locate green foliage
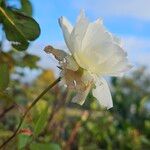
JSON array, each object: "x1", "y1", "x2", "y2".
[
  {"x1": 0, "y1": 7, "x2": 40, "y2": 51},
  {"x1": 0, "y1": 1, "x2": 149, "y2": 150},
  {"x1": 34, "y1": 105, "x2": 49, "y2": 137},
  {"x1": 0, "y1": 130, "x2": 13, "y2": 138},
  {"x1": 0, "y1": 63, "x2": 9, "y2": 91},
  {"x1": 0, "y1": 66, "x2": 149, "y2": 149},
  {"x1": 18, "y1": 53, "x2": 40, "y2": 69},
  {"x1": 0, "y1": 0, "x2": 2, "y2": 5},
  {"x1": 0, "y1": 0, "x2": 40, "y2": 51},
  {"x1": 20, "y1": 0, "x2": 32, "y2": 16},
  {"x1": 1, "y1": 50, "x2": 40, "y2": 69},
  {"x1": 0, "y1": 51, "x2": 14, "y2": 68},
  {"x1": 18, "y1": 134, "x2": 31, "y2": 150},
  {"x1": 30, "y1": 142, "x2": 61, "y2": 150}
]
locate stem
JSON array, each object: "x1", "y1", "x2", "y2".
[
  {"x1": 64, "y1": 111, "x2": 89, "y2": 150},
  {"x1": 0, "y1": 104, "x2": 16, "y2": 119},
  {"x1": 0, "y1": 77, "x2": 61, "y2": 149}
]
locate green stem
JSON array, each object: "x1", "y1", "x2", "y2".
[{"x1": 0, "y1": 77, "x2": 61, "y2": 149}]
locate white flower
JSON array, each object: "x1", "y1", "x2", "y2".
[{"x1": 44, "y1": 10, "x2": 132, "y2": 109}]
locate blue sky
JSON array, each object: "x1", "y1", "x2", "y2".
[
  {"x1": 7, "y1": 0, "x2": 150, "y2": 74},
  {"x1": 31, "y1": 0, "x2": 150, "y2": 41}
]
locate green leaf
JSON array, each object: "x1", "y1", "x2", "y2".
[
  {"x1": 34, "y1": 105, "x2": 49, "y2": 137},
  {"x1": 0, "y1": 0, "x2": 2, "y2": 5},
  {"x1": 22, "y1": 54, "x2": 40, "y2": 69},
  {"x1": 18, "y1": 134, "x2": 31, "y2": 150},
  {"x1": 0, "y1": 0, "x2": 4, "y2": 22},
  {"x1": 15, "y1": 53, "x2": 40, "y2": 69},
  {"x1": 30, "y1": 143, "x2": 61, "y2": 150},
  {"x1": 0, "y1": 51, "x2": 15, "y2": 68},
  {"x1": 0, "y1": 7, "x2": 40, "y2": 51},
  {"x1": 0, "y1": 91, "x2": 14, "y2": 104},
  {"x1": 0, "y1": 63, "x2": 9, "y2": 91},
  {"x1": 0, "y1": 130, "x2": 13, "y2": 138},
  {"x1": 20, "y1": 0, "x2": 32, "y2": 16}
]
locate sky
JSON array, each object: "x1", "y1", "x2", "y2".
[{"x1": 8, "y1": 0, "x2": 150, "y2": 75}]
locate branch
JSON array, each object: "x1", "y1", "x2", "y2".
[
  {"x1": 0, "y1": 104, "x2": 16, "y2": 119},
  {"x1": 0, "y1": 77, "x2": 61, "y2": 149},
  {"x1": 64, "y1": 111, "x2": 89, "y2": 150}
]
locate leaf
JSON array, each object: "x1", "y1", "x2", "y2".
[
  {"x1": 15, "y1": 53, "x2": 40, "y2": 69},
  {"x1": 0, "y1": 63, "x2": 9, "y2": 91},
  {"x1": 30, "y1": 143, "x2": 61, "y2": 150},
  {"x1": 0, "y1": 0, "x2": 2, "y2": 5},
  {"x1": 0, "y1": 130, "x2": 13, "y2": 138},
  {"x1": 20, "y1": 0, "x2": 32, "y2": 16},
  {"x1": 34, "y1": 105, "x2": 49, "y2": 137},
  {"x1": 0, "y1": 91, "x2": 14, "y2": 103},
  {"x1": 0, "y1": 7, "x2": 40, "y2": 51},
  {"x1": 0, "y1": 0, "x2": 3, "y2": 23},
  {"x1": 22, "y1": 54, "x2": 40, "y2": 69},
  {"x1": 18, "y1": 134, "x2": 32, "y2": 150},
  {"x1": 0, "y1": 51, "x2": 15, "y2": 69}
]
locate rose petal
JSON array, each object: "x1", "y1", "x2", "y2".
[
  {"x1": 59, "y1": 16, "x2": 73, "y2": 52},
  {"x1": 72, "y1": 83, "x2": 91, "y2": 105},
  {"x1": 92, "y1": 77, "x2": 113, "y2": 109}
]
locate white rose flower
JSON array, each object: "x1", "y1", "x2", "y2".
[{"x1": 44, "y1": 10, "x2": 132, "y2": 109}]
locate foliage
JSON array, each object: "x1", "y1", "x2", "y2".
[
  {"x1": 0, "y1": 61, "x2": 149, "y2": 150},
  {"x1": 20, "y1": 0, "x2": 32, "y2": 16},
  {"x1": 34, "y1": 104, "x2": 49, "y2": 137},
  {"x1": 0, "y1": 0, "x2": 40, "y2": 51},
  {"x1": 0, "y1": 63, "x2": 9, "y2": 91},
  {"x1": 0, "y1": 0, "x2": 150, "y2": 150}
]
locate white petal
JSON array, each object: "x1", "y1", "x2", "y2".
[
  {"x1": 72, "y1": 84, "x2": 91, "y2": 105},
  {"x1": 70, "y1": 70, "x2": 93, "y2": 105},
  {"x1": 73, "y1": 19, "x2": 112, "y2": 72},
  {"x1": 65, "y1": 55, "x2": 79, "y2": 71},
  {"x1": 92, "y1": 78, "x2": 113, "y2": 109},
  {"x1": 113, "y1": 35, "x2": 123, "y2": 46},
  {"x1": 81, "y1": 19, "x2": 113, "y2": 63},
  {"x1": 94, "y1": 47, "x2": 133, "y2": 76},
  {"x1": 81, "y1": 70, "x2": 94, "y2": 85},
  {"x1": 59, "y1": 16, "x2": 73, "y2": 52},
  {"x1": 59, "y1": 11, "x2": 132, "y2": 77},
  {"x1": 74, "y1": 18, "x2": 132, "y2": 75},
  {"x1": 70, "y1": 10, "x2": 89, "y2": 54}
]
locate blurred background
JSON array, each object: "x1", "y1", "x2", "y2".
[{"x1": 0, "y1": 0, "x2": 150, "y2": 149}]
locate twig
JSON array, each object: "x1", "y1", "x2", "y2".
[
  {"x1": 47, "y1": 90, "x2": 68, "y2": 129},
  {"x1": 0, "y1": 104, "x2": 16, "y2": 119},
  {"x1": 66, "y1": 121, "x2": 81, "y2": 148},
  {"x1": 64, "y1": 111, "x2": 89, "y2": 150},
  {"x1": 0, "y1": 77, "x2": 61, "y2": 149}
]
